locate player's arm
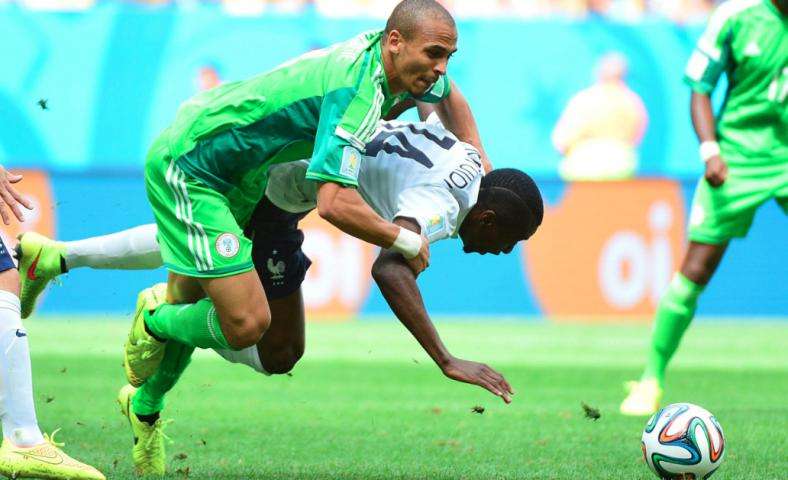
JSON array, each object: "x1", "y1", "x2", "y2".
[
  {"x1": 383, "y1": 98, "x2": 434, "y2": 121},
  {"x1": 0, "y1": 165, "x2": 33, "y2": 224},
  {"x1": 383, "y1": 98, "x2": 416, "y2": 121},
  {"x1": 371, "y1": 217, "x2": 513, "y2": 403},
  {"x1": 309, "y1": 74, "x2": 429, "y2": 273},
  {"x1": 690, "y1": 92, "x2": 726, "y2": 187},
  {"x1": 316, "y1": 183, "x2": 428, "y2": 275},
  {"x1": 683, "y1": 4, "x2": 734, "y2": 188},
  {"x1": 416, "y1": 102, "x2": 436, "y2": 121},
  {"x1": 432, "y1": 81, "x2": 492, "y2": 173}
]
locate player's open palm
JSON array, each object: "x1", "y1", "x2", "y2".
[
  {"x1": 705, "y1": 155, "x2": 728, "y2": 188},
  {"x1": 0, "y1": 165, "x2": 33, "y2": 225},
  {"x1": 442, "y1": 357, "x2": 513, "y2": 404},
  {"x1": 405, "y1": 235, "x2": 430, "y2": 276}
]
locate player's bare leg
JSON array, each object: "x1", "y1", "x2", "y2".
[
  {"x1": 679, "y1": 241, "x2": 728, "y2": 285},
  {"x1": 165, "y1": 271, "x2": 205, "y2": 304},
  {"x1": 258, "y1": 289, "x2": 305, "y2": 374},
  {"x1": 622, "y1": 241, "x2": 728, "y2": 416},
  {"x1": 126, "y1": 268, "x2": 272, "y2": 390},
  {"x1": 216, "y1": 288, "x2": 305, "y2": 375},
  {"x1": 199, "y1": 272, "x2": 272, "y2": 349},
  {"x1": 127, "y1": 271, "x2": 271, "y2": 418}
]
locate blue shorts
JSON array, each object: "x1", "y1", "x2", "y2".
[
  {"x1": 0, "y1": 237, "x2": 15, "y2": 273},
  {"x1": 245, "y1": 198, "x2": 311, "y2": 300}
]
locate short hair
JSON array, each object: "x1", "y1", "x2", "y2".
[
  {"x1": 478, "y1": 168, "x2": 544, "y2": 239},
  {"x1": 385, "y1": 0, "x2": 456, "y2": 39}
]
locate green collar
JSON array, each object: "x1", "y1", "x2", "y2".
[
  {"x1": 764, "y1": 0, "x2": 787, "y2": 18},
  {"x1": 374, "y1": 35, "x2": 395, "y2": 99}
]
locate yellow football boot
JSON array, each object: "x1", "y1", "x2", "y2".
[
  {"x1": 117, "y1": 384, "x2": 170, "y2": 476},
  {"x1": 0, "y1": 429, "x2": 105, "y2": 479},
  {"x1": 124, "y1": 284, "x2": 168, "y2": 387},
  {"x1": 620, "y1": 378, "x2": 663, "y2": 416},
  {"x1": 15, "y1": 232, "x2": 66, "y2": 319}
]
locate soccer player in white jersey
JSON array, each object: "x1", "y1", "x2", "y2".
[
  {"x1": 0, "y1": 165, "x2": 104, "y2": 480},
  {"x1": 17, "y1": 112, "x2": 542, "y2": 468}
]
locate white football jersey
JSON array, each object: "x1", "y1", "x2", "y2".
[{"x1": 266, "y1": 115, "x2": 483, "y2": 244}]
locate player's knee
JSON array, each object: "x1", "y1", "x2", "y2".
[
  {"x1": 0, "y1": 268, "x2": 20, "y2": 293},
  {"x1": 681, "y1": 259, "x2": 714, "y2": 285},
  {"x1": 260, "y1": 343, "x2": 304, "y2": 374},
  {"x1": 224, "y1": 306, "x2": 271, "y2": 349}
]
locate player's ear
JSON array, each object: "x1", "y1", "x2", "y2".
[
  {"x1": 480, "y1": 210, "x2": 496, "y2": 227},
  {"x1": 387, "y1": 29, "x2": 404, "y2": 54}
]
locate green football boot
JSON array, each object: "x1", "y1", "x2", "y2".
[
  {"x1": 15, "y1": 232, "x2": 66, "y2": 319},
  {"x1": 124, "y1": 284, "x2": 168, "y2": 387},
  {"x1": 117, "y1": 384, "x2": 170, "y2": 476}
]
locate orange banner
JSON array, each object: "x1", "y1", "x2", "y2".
[
  {"x1": 299, "y1": 211, "x2": 376, "y2": 320},
  {"x1": 0, "y1": 169, "x2": 55, "y2": 252},
  {"x1": 523, "y1": 180, "x2": 685, "y2": 320}
]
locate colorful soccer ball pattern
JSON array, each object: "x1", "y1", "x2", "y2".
[{"x1": 641, "y1": 403, "x2": 725, "y2": 480}]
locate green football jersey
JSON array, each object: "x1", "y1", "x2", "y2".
[
  {"x1": 684, "y1": 0, "x2": 787, "y2": 163},
  {"x1": 164, "y1": 29, "x2": 451, "y2": 223}
]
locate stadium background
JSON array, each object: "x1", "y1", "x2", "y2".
[{"x1": 0, "y1": 1, "x2": 785, "y2": 318}]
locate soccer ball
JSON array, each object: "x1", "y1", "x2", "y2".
[{"x1": 641, "y1": 403, "x2": 725, "y2": 479}]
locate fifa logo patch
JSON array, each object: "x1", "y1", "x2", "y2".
[
  {"x1": 425, "y1": 215, "x2": 445, "y2": 237},
  {"x1": 215, "y1": 233, "x2": 240, "y2": 258},
  {"x1": 340, "y1": 146, "x2": 361, "y2": 180}
]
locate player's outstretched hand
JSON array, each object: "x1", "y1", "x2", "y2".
[
  {"x1": 0, "y1": 166, "x2": 33, "y2": 225},
  {"x1": 441, "y1": 357, "x2": 513, "y2": 404},
  {"x1": 405, "y1": 235, "x2": 430, "y2": 276},
  {"x1": 704, "y1": 155, "x2": 728, "y2": 188}
]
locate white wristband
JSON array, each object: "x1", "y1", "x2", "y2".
[
  {"x1": 391, "y1": 227, "x2": 422, "y2": 259},
  {"x1": 699, "y1": 141, "x2": 720, "y2": 163}
]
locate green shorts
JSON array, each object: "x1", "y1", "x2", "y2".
[
  {"x1": 144, "y1": 132, "x2": 254, "y2": 278},
  {"x1": 688, "y1": 159, "x2": 788, "y2": 245}
]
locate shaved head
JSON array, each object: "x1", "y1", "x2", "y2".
[{"x1": 385, "y1": 0, "x2": 456, "y2": 39}]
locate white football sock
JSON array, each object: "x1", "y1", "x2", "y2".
[
  {"x1": 214, "y1": 346, "x2": 270, "y2": 376},
  {"x1": 0, "y1": 290, "x2": 44, "y2": 447},
  {"x1": 64, "y1": 223, "x2": 162, "y2": 270}
]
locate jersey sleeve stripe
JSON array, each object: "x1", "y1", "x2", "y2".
[
  {"x1": 335, "y1": 126, "x2": 367, "y2": 150},
  {"x1": 702, "y1": 0, "x2": 760, "y2": 52},
  {"x1": 697, "y1": 37, "x2": 723, "y2": 62},
  {"x1": 353, "y1": 65, "x2": 385, "y2": 141},
  {"x1": 304, "y1": 170, "x2": 359, "y2": 187},
  {"x1": 357, "y1": 86, "x2": 385, "y2": 142}
]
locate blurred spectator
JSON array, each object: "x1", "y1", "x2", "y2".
[
  {"x1": 15, "y1": 0, "x2": 95, "y2": 10},
  {"x1": 648, "y1": 0, "x2": 715, "y2": 24},
  {"x1": 222, "y1": 0, "x2": 309, "y2": 16},
  {"x1": 586, "y1": 0, "x2": 647, "y2": 21},
  {"x1": 195, "y1": 63, "x2": 223, "y2": 91},
  {"x1": 315, "y1": 0, "x2": 397, "y2": 18},
  {"x1": 6, "y1": 0, "x2": 717, "y2": 22},
  {"x1": 551, "y1": 52, "x2": 648, "y2": 181}
]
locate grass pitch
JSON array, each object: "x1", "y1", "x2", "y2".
[{"x1": 24, "y1": 318, "x2": 788, "y2": 479}]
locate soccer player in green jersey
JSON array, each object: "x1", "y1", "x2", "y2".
[
  {"x1": 99, "y1": 0, "x2": 493, "y2": 474},
  {"x1": 621, "y1": 0, "x2": 787, "y2": 416}
]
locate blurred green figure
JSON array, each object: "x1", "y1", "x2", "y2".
[{"x1": 622, "y1": 0, "x2": 788, "y2": 416}]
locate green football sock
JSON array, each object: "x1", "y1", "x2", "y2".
[
  {"x1": 642, "y1": 273, "x2": 704, "y2": 385},
  {"x1": 132, "y1": 341, "x2": 195, "y2": 415},
  {"x1": 144, "y1": 298, "x2": 232, "y2": 350}
]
